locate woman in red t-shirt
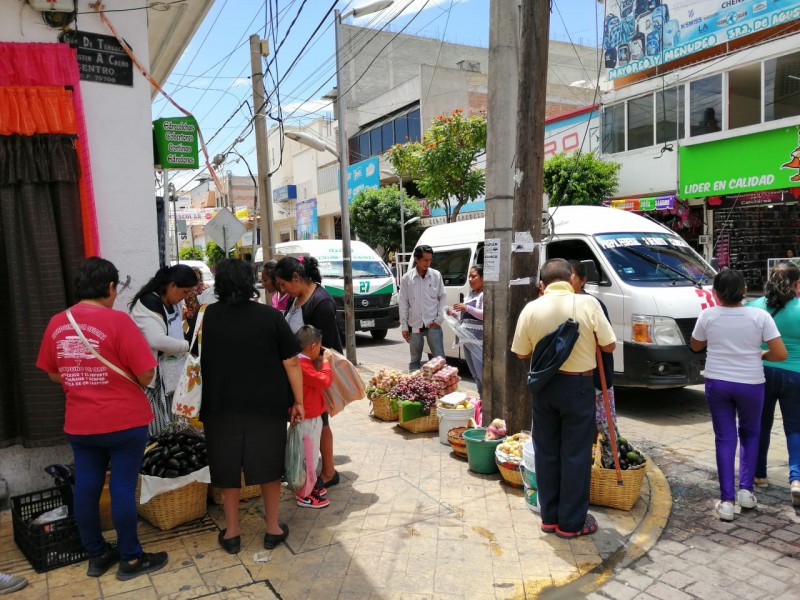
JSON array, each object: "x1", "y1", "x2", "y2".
[{"x1": 37, "y1": 257, "x2": 169, "y2": 581}]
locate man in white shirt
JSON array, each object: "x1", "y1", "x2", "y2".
[{"x1": 399, "y1": 245, "x2": 447, "y2": 371}]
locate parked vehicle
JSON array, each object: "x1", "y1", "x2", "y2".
[
  {"x1": 258, "y1": 240, "x2": 400, "y2": 340},
  {"x1": 411, "y1": 206, "x2": 716, "y2": 389},
  {"x1": 171, "y1": 260, "x2": 213, "y2": 286}
]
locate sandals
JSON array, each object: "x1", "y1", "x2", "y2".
[
  {"x1": 540, "y1": 522, "x2": 557, "y2": 534},
  {"x1": 555, "y1": 514, "x2": 598, "y2": 539}
]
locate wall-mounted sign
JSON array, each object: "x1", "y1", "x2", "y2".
[
  {"x1": 603, "y1": 0, "x2": 800, "y2": 81},
  {"x1": 273, "y1": 185, "x2": 297, "y2": 202},
  {"x1": 296, "y1": 198, "x2": 319, "y2": 240},
  {"x1": 153, "y1": 117, "x2": 199, "y2": 170},
  {"x1": 346, "y1": 156, "x2": 379, "y2": 203},
  {"x1": 611, "y1": 195, "x2": 675, "y2": 211},
  {"x1": 707, "y1": 187, "x2": 800, "y2": 209},
  {"x1": 62, "y1": 30, "x2": 134, "y2": 87},
  {"x1": 679, "y1": 126, "x2": 800, "y2": 198}
]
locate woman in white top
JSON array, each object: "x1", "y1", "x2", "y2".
[{"x1": 691, "y1": 269, "x2": 787, "y2": 522}]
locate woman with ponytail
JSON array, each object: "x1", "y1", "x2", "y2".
[
  {"x1": 275, "y1": 255, "x2": 343, "y2": 488},
  {"x1": 748, "y1": 263, "x2": 800, "y2": 502},
  {"x1": 129, "y1": 264, "x2": 198, "y2": 434}
]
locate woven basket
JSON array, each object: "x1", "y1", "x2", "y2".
[
  {"x1": 448, "y1": 426, "x2": 469, "y2": 458},
  {"x1": 135, "y1": 476, "x2": 208, "y2": 531},
  {"x1": 370, "y1": 394, "x2": 399, "y2": 421},
  {"x1": 589, "y1": 448, "x2": 646, "y2": 511},
  {"x1": 497, "y1": 460, "x2": 524, "y2": 488},
  {"x1": 209, "y1": 472, "x2": 261, "y2": 505},
  {"x1": 397, "y1": 407, "x2": 439, "y2": 433}
]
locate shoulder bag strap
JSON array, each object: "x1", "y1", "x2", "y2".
[
  {"x1": 65, "y1": 308, "x2": 143, "y2": 389},
  {"x1": 189, "y1": 304, "x2": 207, "y2": 358}
]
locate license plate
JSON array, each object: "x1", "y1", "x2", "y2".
[{"x1": 360, "y1": 319, "x2": 375, "y2": 328}]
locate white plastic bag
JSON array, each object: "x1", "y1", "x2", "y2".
[{"x1": 284, "y1": 425, "x2": 306, "y2": 494}]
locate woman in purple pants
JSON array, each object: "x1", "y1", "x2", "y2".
[{"x1": 691, "y1": 269, "x2": 787, "y2": 521}]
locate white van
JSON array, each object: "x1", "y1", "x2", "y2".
[
  {"x1": 412, "y1": 206, "x2": 716, "y2": 389},
  {"x1": 260, "y1": 240, "x2": 400, "y2": 340}
]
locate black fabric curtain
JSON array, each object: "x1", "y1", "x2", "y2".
[{"x1": 0, "y1": 135, "x2": 84, "y2": 447}]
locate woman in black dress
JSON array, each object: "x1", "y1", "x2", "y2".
[
  {"x1": 200, "y1": 259, "x2": 304, "y2": 552},
  {"x1": 275, "y1": 256, "x2": 342, "y2": 487}
]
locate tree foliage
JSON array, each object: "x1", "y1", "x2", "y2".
[
  {"x1": 350, "y1": 186, "x2": 423, "y2": 258},
  {"x1": 542, "y1": 152, "x2": 621, "y2": 206},
  {"x1": 179, "y1": 246, "x2": 204, "y2": 261},
  {"x1": 205, "y1": 240, "x2": 236, "y2": 267},
  {"x1": 389, "y1": 110, "x2": 486, "y2": 223}
]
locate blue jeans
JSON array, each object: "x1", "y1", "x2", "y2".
[
  {"x1": 67, "y1": 426, "x2": 148, "y2": 560},
  {"x1": 757, "y1": 367, "x2": 800, "y2": 483},
  {"x1": 705, "y1": 378, "x2": 764, "y2": 501},
  {"x1": 408, "y1": 326, "x2": 445, "y2": 371}
]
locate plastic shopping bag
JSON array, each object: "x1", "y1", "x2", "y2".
[{"x1": 284, "y1": 425, "x2": 306, "y2": 493}]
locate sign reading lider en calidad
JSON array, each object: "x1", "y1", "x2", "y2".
[
  {"x1": 153, "y1": 117, "x2": 199, "y2": 170},
  {"x1": 679, "y1": 126, "x2": 800, "y2": 199}
]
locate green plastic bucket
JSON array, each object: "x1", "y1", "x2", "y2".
[
  {"x1": 462, "y1": 428, "x2": 505, "y2": 474},
  {"x1": 523, "y1": 467, "x2": 539, "y2": 512}
]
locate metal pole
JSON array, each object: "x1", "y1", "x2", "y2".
[
  {"x1": 399, "y1": 177, "x2": 405, "y2": 278},
  {"x1": 171, "y1": 185, "x2": 179, "y2": 263},
  {"x1": 162, "y1": 170, "x2": 170, "y2": 267},
  {"x1": 250, "y1": 34, "x2": 276, "y2": 263},
  {"x1": 335, "y1": 10, "x2": 357, "y2": 364}
]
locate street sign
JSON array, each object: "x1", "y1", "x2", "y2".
[{"x1": 204, "y1": 207, "x2": 246, "y2": 251}]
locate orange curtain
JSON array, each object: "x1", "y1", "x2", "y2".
[{"x1": 0, "y1": 87, "x2": 77, "y2": 136}]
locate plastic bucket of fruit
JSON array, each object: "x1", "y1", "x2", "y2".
[{"x1": 437, "y1": 405, "x2": 474, "y2": 445}]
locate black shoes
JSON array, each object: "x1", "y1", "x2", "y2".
[
  {"x1": 218, "y1": 529, "x2": 241, "y2": 554},
  {"x1": 263, "y1": 524, "x2": 289, "y2": 550},
  {"x1": 321, "y1": 471, "x2": 340, "y2": 488},
  {"x1": 116, "y1": 551, "x2": 169, "y2": 581},
  {"x1": 87, "y1": 543, "x2": 119, "y2": 577}
]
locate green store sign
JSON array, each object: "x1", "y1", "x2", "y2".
[
  {"x1": 153, "y1": 116, "x2": 199, "y2": 170},
  {"x1": 679, "y1": 126, "x2": 800, "y2": 199}
]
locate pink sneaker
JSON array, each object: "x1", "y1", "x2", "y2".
[{"x1": 296, "y1": 491, "x2": 330, "y2": 509}]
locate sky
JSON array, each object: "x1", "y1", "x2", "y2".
[{"x1": 153, "y1": 0, "x2": 605, "y2": 192}]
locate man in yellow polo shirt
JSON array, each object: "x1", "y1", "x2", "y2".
[{"x1": 512, "y1": 258, "x2": 616, "y2": 539}]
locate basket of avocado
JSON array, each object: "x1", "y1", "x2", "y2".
[{"x1": 590, "y1": 433, "x2": 646, "y2": 511}]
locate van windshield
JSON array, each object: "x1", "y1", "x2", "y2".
[
  {"x1": 595, "y1": 232, "x2": 714, "y2": 287},
  {"x1": 318, "y1": 260, "x2": 391, "y2": 279}
]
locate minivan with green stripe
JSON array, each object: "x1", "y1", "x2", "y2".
[{"x1": 274, "y1": 239, "x2": 400, "y2": 340}]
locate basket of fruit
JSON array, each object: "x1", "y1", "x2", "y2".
[
  {"x1": 368, "y1": 369, "x2": 404, "y2": 421},
  {"x1": 391, "y1": 373, "x2": 440, "y2": 433},
  {"x1": 495, "y1": 432, "x2": 531, "y2": 488},
  {"x1": 590, "y1": 434, "x2": 646, "y2": 511},
  {"x1": 448, "y1": 426, "x2": 470, "y2": 457}
]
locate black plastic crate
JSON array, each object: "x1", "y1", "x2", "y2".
[{"x1": 11, "y1": 486, "x2": 87, "y2": 573}]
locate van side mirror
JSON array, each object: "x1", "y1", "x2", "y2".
[
  {"x1": 581, "y1": 259, "x2": 600, "y2": 284},
  {"x1": 710, "y1": 257, "x2": 719, "y2": 272}
]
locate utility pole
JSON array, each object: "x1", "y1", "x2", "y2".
[
  {"x1": 250, "y1": 34, "x2": 275, "y2": 263},
  {"x1": 483, "y1": 0, "x2": 519, "y2": 421},
  {"x1": 484, "y1": 0, "x2": 550, "y2": 434}
]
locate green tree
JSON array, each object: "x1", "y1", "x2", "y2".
[
  {"x1": 179, "y1": 246, "x2": 204, "y2": 261},
  {"x1": 542, "y1": 152, "x2": 621, "y2": 206},
  {"x1": 350, "y1": 186, "x2": 422, "y2": 258},
  {"x1": 389, "y1": 109, "x2": 486, "y2": 223},
  {"x1": 205, "y1": 240, "x2": 235, "y2": 267}
]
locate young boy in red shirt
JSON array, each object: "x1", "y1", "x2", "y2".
[{"x1": 295, "y1": 325, "x2": 333, "y2": 508}]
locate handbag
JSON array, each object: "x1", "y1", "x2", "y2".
[
  {"x1": 171, "y1": 305, "x2": 207, "y2": 419},
  {"x1": 65, "y1": 309, "x2": 143, "y2": 390},
  {"x1": 321, "y1": 349, "x2": 366, "y2": 416}
]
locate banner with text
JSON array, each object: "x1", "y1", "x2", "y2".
[
  {"x1": 679, "y1": 126, "x2": 800, "y2": 198},
  {"x1": 603, "y1": 0, "x2": 800, "y2": 81},
  {"x1": 153, "y1": 116, "x2": 199, "y2": 169},
  {"x1": 296, "y1": 198, "x2": 319, "y2": 240},
  {"x1": 346, "y1": 156, "x2": 380, "y2": 203}
]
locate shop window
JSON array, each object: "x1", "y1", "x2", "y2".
[
  {"x1": 407, "y1": 109, "x2": 421, "y2": 142},
  {"x1": 656, "y1": 86, "x2": 685, "y2": 144},
  {"x1": 370, "y1": 128, "x2": 381, "y2": 157},
  {"x1": 627, "y1": 95, "x2": 654, "y2": 150},
  {"x1": 382, "y1": 122, "x2": 394, "y2": 153},
  {"x1": 602, "y1": 103, "x2": 625, "y2": 154},
  {"x1": 690, "y1": 75, "x2": 722, "y2": 136},
  {"x1": 394, "y1": 115, "x2": 408, "y2": 144},
  {"x1": 729, "y1": 64, "x2": 761, "y2": 129},
  {"x1": 765, "y1": 50, "x2": 800, "y2": 122}
]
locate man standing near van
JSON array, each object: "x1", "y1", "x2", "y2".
[
  {"x1": 399, "y1": 245, "x2": 447, "y2": 371},
  {"x1": 511, "y1": 258, "x2": 616, "y2": 539}
]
